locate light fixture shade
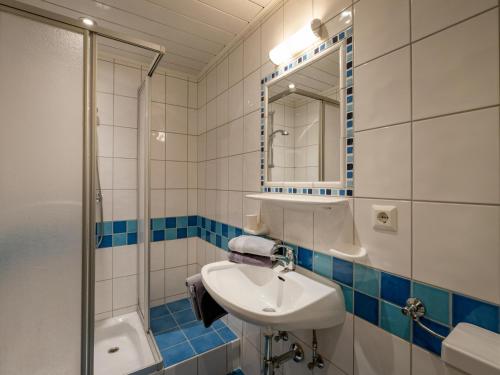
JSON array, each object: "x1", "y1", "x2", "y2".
[{"x1": 269, "y1": 19, "x2": 321, "y2": 65}]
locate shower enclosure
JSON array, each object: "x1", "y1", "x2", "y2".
[{"x1": 0, "y1": 1, "x2": 164, "y2": 373}]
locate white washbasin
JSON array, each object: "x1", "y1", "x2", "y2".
[{"x1": 201, "y1": 261, "x2": 345, "y2": 331}]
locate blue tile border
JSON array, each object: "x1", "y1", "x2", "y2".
[
  {"x1": 259, "y1": 26, "x2": 354, "y2": 197},
  {"x1": 104, "y1": 214, "x2": 500, "y2": 360}
]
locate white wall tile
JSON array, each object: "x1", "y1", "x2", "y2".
[
  {"x1": 165, "y1": 189, "x2": 187, "y2": 217},
  {"x1": 188, "y1": 163, "x2": 198, "y2": 189},
  {"x1": 98, "y1": 158, "x2": 113, "y2": 190},
  {"x1": 243, "y1": 110, "x2": 261, "y2": 153},
  {"x1": 206, "y1": 68, "x2": 217, "y2": 101},
  {"x1": 165, "y1": 133, "x2": 187, "y2": 161},
  {"x1": 113, "y1": 158, "x2": 137, "y2": 189},
  {"x1": 413, "y1": 107, "x2": 500, "y2": 204},
  {"x1": 411, "y1": 0, "x2": 497, "y2": 41},
  {"x1": 165, "y1": 104, "x2": 188, "y2": 133},
  {"x1": 164, "y1": 357, "x2": 197, "y2": 375},
  {"x1": 113, "y1": 275, "x2": 137, "y2": 309},
  {"x1": 284, "y1": 0, "x2": 313, "y2": 39},
  {"x1": 260, "y1": 7, "x2": 283, "y2": 64},
  {"x1": 188, "y1": 108, "x2": 198, "y2": 135},
  {"x1": 150, "y1": 241, "x2": 165, "y2": 271},
  {"x1": 166, "y1": 76, "x2": 188, "y2": 107},
  {"x1": 151, "y1": 189, "x2": 165, "y2": 218},
  {"x1": 355, "y1": 124, "x2": 411, "y2": 199},
  {"x1": 217, "y1": 57, "x2": 229, "y2": 95},
  {"x1": 150, "y1": 160, "x2": 166, "y2": 189},
  {"x1": 205, "y1": 190, "x2": 216, "y2": 219},
  {"x1": 216, "y1": 190, "x2": 229, "y2": 222},
  {"x1": 217, "y1": 157, "x2": 229, "y2": 190},
  {"x1": 411, "y1": 345, "x2": 467, "y2": 375},
  {"x1": 317, "y1": 313, "x2": 354, "y2": 375},
  {"x1": 97, "y1": 59, "x2": 113, "y2": 93},
  {"x1": 97, "y1": 92, "x2": 113, "y2": 125},
  {"x1": 413, "y1": 202, "x2": 500, "y2": 304},
  {"x1": 313, "y1": 0, "x2": 351, "y2": 22},
  {"x1": 244, "y1": 69, "x2": 261, "y2": 115},
  {"x1": 165, "y1": 266, "x2": 187, "y2": 297},
  {"x1": 354, "y1": 47, "x2": 411, "y2": 130},
  {"x1": 165, "y1": 161, "x2": 187, "y2": 188},
  {"x1": 354, "y1": 317, "x2": 410, "y2": 375},
  {"x1": 165, "y1": 239, "x2": 188, "y2": 268},
  {"x1": 229, "y1": 43, "x2": 244, "y2": 87},
  {"x1": 217, "y1": 124, "x2": 229, "y2": 158},
  {"x1": 95, "y1": 280, "x2": 112, "y2": 314},
  {"x1": 151, "y1": 73, "x2": 166, "y2": 103},
  {"x1": 284, "y1": 208, "x2": 314, "y2": 249},
  {"x1": 412, "y1": 9, "x2": 499, "y2": 119},
  {"x1": 228, "y1": 155, "x2": 243, "y2": 191},
  {"x1": 198, "y1": 105, "x2": 207, "y2": 134},
  {"x1": 112, "y1": 245, "x2": 137, "y2": 278},
  {"x1": 355, "y1": 198, "x2": 411, "y2": 277},
  {"x1": 206, "y1": 129, "x2": 217, "y2": 160},
  {"x1": 228, "y1": 81, "x2": 244, "y2": 121},
  {"x1": 260, "y1": 202, "x2": 284, "y2": 240},
  {"x1": 240, "y1": 337, "x2": 261, "y2": 375},
  {"x1": 198, "y1": 78, "x2": 207, "y2": 107},
  {"x1": 188, "y1": 238, "x2": 197, "y2": 264},
  {"x1": 151, "y1": 102, "x2": 166, "y2": 131},
  {"x1": 244, "y1": 29, "x2": 261, "y2": 77},
  {"x1": 206, "y1": 160, "x2": 217, "y2": 189},
  {"x1": 228, "y1": 191, "x2": 243, "y2": 227},
  {"x1": 114, "y1": 64, "x2": 141, "y2": 97},
  {"x1": 353, "y1": 0, "x2": 410, "y2": 65},
  {"x1": 112, "y1": 189, "x2": 137, "y2": 220},
  {"x1": 243, "y1": 151, "x2": 261, "y2": 192},
  {"x1": 95, "y1": 248, "x2": 112, "y2": 282},
  {"x1": 187, "y1": 135, "x2": 198, "y2": 162},
  {"x1": 188, "y1": 81, "x2": 197, "y2": 109},
  {"x1": 150, "y1": 270, "x2": 165, "y2": 301},
  {"x1": 217, "y1": 90, "x2": 228, "y2": 126},
  {"x1": 229, "y1": 117, "x2": 244, "y2": 156},
  {"x1": 187, "y1": 189, "x2": 198, "y2": 215},
  {"x1": 113, "y1": 127, "x2": 137, "y2": 158},
  {"x1": 97, "y1": 125, "x2": 113, "y2": 157},
  {"x1": 198, "y1": 345, "x2": 227, "y2": 375},
  {"x1": 314, "y1": 199, "x2": 353, "y2": 253},
  {"x1": 150, "y1": 131, "x2": 166, "y2": 160},
  {"x1": 114, "y1": 96, "x2": 137, "y2": 128},
  {"x1": 207, "y1": 99, "x2": 217, "y2": 131}
]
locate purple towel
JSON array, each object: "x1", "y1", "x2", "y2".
[
  {"x1": 186, "y1": 273, "x2": 227, "y2": 328},
  {"x1": 228, "y1": 251, "x2": 273, "y2": 268}
]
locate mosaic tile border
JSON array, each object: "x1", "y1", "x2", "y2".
[
  {"x1": 259, "y1": 26, "x2": 354, "y2": 197},
  {"x1": 98, "y1": 215, "x2": 500, "y2": 357}
]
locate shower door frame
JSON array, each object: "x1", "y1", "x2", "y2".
[{"x1": 0, "y1": 1, "x2": 165, "y2": 374}]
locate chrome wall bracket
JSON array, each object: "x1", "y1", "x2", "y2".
[{"x1": 401, "y1": 298, "x2": 446, "y2": 340}]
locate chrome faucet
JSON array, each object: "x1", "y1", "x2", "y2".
[{"x1": 271, "y1": 244, "x2": 296, "y2": 272}]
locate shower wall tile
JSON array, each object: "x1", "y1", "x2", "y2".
[
  {"x1": 97, "y1": 59, "x2": 113, "y2": 93},
  {"x1": 152, "y1": 102, "x2": 166, "y2": 131},
  {"x1": 166, "y1": 76, "x2": 188, "y2": 106},
  {"x1": 114, "y1": 95, "x2": 138, "y2": 128},
  {"x1": 152, "y1": 73, "x2": 166, "y2": 103},
  {"x1": 96, "y1": 92, "x2": 113, "y2": 125},
  {"x1": 166, "y1": 104, "x2": 188, "y2": 133},
  {"x1": 113, "y1": 127, "x2": 137, "y2": 159},
  {"x1": 114, "y1": 64, "x2": 141, "y2": 97}
]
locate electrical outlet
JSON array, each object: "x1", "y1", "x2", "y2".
[{"x1": 372, "y1": 205, "x2": 397, "y2": 231}]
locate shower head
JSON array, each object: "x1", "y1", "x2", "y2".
[{"x1": 269, "y1": 129, "x2": 289, "y2": 138}]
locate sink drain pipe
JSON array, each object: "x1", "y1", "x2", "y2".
[
  {"x1": 263, "y1": 332, "x2": 304, "y2": 375},
  {"x1": 307, "y1": 330, "x2": 324, "y2": 369}
]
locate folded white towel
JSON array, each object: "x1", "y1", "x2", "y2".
[{"x1": 228, "y1": 235, "x2": 276, "y2": 257}]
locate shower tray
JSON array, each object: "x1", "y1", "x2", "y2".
[{"x1": 94, "y1": 311, "x2": 163, "y2": 375}]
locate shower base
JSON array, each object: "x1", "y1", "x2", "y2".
[{"x1": 94, "y1": 311, "x2": 162, "y2": 375}]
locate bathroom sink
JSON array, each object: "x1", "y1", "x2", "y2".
[{"x1": 201, "y1": 261, "x2": 345, "y2": 331}]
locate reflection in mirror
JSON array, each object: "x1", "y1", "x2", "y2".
[{"x1": 266, "y1": 48, "x2": 343, "y2": 183}]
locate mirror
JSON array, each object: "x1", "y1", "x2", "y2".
[{"x1": 265, "y1": 47, "x2": 344, "y2": 184}]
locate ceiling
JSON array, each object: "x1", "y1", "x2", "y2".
[{"x1": 16, "y1": 0, "x2": 277, "y2": 77}]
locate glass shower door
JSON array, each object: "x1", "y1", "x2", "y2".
[
  {"x1": 0, "y1": 10, "x2": 87, "y2": 374},
  {"x1": 137, "y1": 78, "x2": 151, "y2": 330}
]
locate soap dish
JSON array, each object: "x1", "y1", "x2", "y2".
[
  {"x1": 243, "y1": 224, "x2": 269, "y2": 236},
  {"x1": 328, "y1": 244, "x2": 367, "y2": 260}
]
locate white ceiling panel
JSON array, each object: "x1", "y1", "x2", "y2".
[{"x1": 15, "y1": 0, "x2": 279, "y2": 76}]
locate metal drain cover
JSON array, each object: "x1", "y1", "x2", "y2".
[
  {"x1": 108, "y1": 347, "x2": 119, "y2": 354},
  {"x1": 263, "y1": 307, "x2": 276, "y2": 312}
]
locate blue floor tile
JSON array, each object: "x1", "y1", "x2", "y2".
[
  {"x1": 172, "y1": 309, "x2": 197, "y2": 325},
  {"x1": 151, "y1": 314, "x2": 177, "y2": 335},
  {"x1": 181, "y1": 320, "x2": 214, "y2": 339},
  {"x1": 155, "y1": 328, "x2": 187, "y2": 351},
  {"x1": 217, "y1": 327, "x2": 237, "y2": 343},
  {"x1": 167, "y1": 298, "x2": 192, "y2": 313},
  {"x1": 211, "y1": 319, "x2": 226, "y2": 330},
  {"x1": 228, "y1": 369, "x2": 245, "y2": 375},
  {"x1": 190, "y1": 332, "x2": 224, "y2": 354},
  {"x1": 150, "y1": 305, "x2": 170, "y2": 319},
  {"x1": 161, "y1": 342, "x2": 195, "y2": 367}
]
